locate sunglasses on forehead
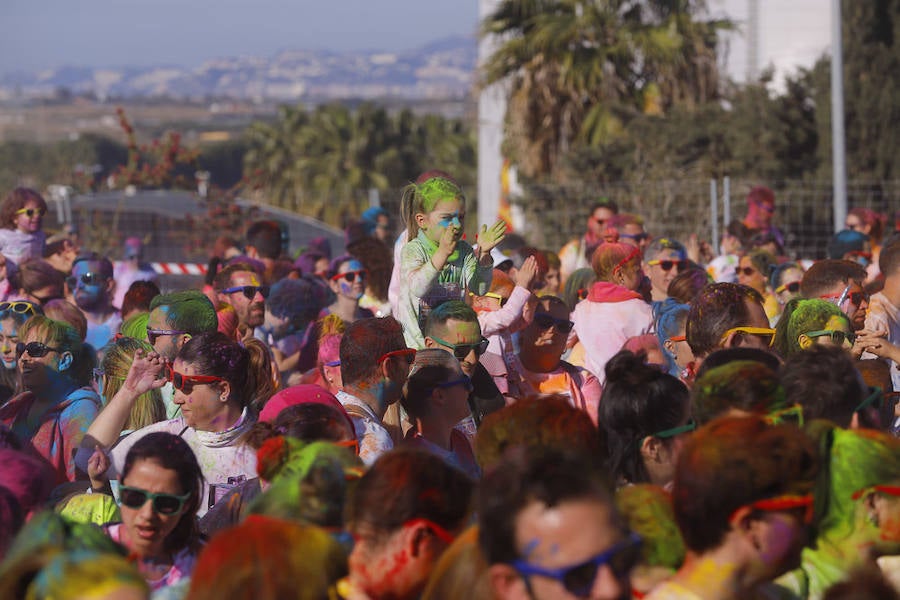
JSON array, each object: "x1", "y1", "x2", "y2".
[
  {"x1": 511, "y1": 533, "x2": 642, "y2": 597},
  {"x1": 221, "y1": 285, "x2": 269, "y2": 299}
]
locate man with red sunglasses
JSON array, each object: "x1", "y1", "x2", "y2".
[{"x1": 799, "y1": 259, "x2": 869, "y2": 332}]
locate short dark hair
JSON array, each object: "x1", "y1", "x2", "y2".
[
  {"x1": 1, "y1": 188, "x2": 47, "y2": 230},
  {"x1": 339, "y1": 317, "x2": 406, "y2": 386},
  {"x1": 672, "y1": 415, "x2": 816, "y2": 554},
  {"x1": 666, "y1": 266, "x2": 709, "y2": 305},
  {"x1": 347, "y1": 448, "x2": 472, "y2": 539},
  {"x1": 746, "y1": 186, "x2": 775, "y2": 206},
  {"x1": 121, "y1": 280, "x2": 161, "y2": 316},
  {"x1": 16, "y1": 259, "x2": 64, "y2": 297},
  {"x1": 589, "y1": 199, "x2": 619, "y2": 215},
  {"x1": 691, "y1": 360, "x2": 785, "y2": 425},
  {"x1": 478, "y1": 448, "x2": 617, "y2": 565},
  {"x1": 43, "y1": 237, "x2": 72, "y2": 259},
  {"x1": 878, "y1": 238, "x2": 900, "y2": 277},
  {"x1": 780, "y1": 345, "x2": 868, "y2": 428},
  {"x1": 245, "y1": 220, "x2": 285, "y2": 259},
  {"x1": 149, "y1": 290, "x2": 218, "y2": 335},
  {"x1": 600, "y1": 351, "x2": 690, "y2": 485},
  {"x1": 423, "y1": 300, "x2": 478, "y2": 338},
  {"x1": 474, "y1": 395, "x2": 602, "y2": 472},
  {"x1": 401, "y1": 349, "x2": 460, "y2": 420},
  {"x1": 266, "y1": 276, "x2": 325, "y2": 331},
  {"x1": 122, "y1": 432, "x2": 203, "y2": 553},
  {"x1": 213, "y1": 263, "x2": 258, "y2": 292},
  {"x1": 685, "y1": 283, "x2": 764, "y2": 358},
  {"x1": 799, "y1": 259, "x2": 866, "y2": 299}
]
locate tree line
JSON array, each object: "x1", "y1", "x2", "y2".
[{"x1": 1, "y1": 1, "x2": 897, "y2": 228}]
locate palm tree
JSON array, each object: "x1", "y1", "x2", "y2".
[{"x1": 481, "y1": 0, "x2": 729, "y2": 181}]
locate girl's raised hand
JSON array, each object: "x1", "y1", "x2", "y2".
[
  {"x1": 438, "y1": 221, "x2": 461, "y2": 256},
  {"x1": 478, "y1": 220, "x2": 507, "y2": 253},
  {"x1": 88, "y1": 445, "x2": 111, "y2": 489}
]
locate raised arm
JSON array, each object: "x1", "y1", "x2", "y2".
[{"x1": 82, "y1": 350, "x2": 167, "y2": 448}]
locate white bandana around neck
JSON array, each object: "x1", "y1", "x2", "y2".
[{"x1": 193, "y1": 407, "x2": 255, "y2": 448}]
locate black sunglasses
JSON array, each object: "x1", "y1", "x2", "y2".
[
  {"x1": 66, "y1": 272, "x2": 107, "y2": 289},
  {"x1": 221, "y1": 285, "x2": 270, "y2": 299},
  {"x1": 847, "y1": 291, "x2": 869, "y2": 306},
  {"x1": 737, "y1": 267, "x2": 757, "y2": 276},
  {"x1": 119, "y1": 485, "x2": 190, "y2": 515},
  {"x1": 429, "y1": 334, "x2": 490, "y2": 360},
  {"x1": 533, "y1": 312, "x2": 575, "y2": 334},
  {"x1": 511, "y1": 533, "x2": 642, "y2": 597},
  {"x1": 16, "y1": 341, "x2": 63, "y2": 358}
]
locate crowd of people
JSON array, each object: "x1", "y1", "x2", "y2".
[{"x1": 0, "y1": 177, "x2": 898, "y2": 600}]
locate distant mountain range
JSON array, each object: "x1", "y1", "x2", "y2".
[{"x1": 0, "y1": 36, "x2": 476, "y2": 102}]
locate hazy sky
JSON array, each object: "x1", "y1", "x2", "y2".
[
  {"x1": 2, "y1": 0, "x2": 829, "y2": 85},
  {"x1": 0, "y1": 0, "x2": 480, "y2": 74}
]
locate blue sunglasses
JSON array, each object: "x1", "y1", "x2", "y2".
[{"x1": 511, "y1": 532, "x2": 641, "y2": 596}]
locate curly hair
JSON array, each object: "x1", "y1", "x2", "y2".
[{"x1": 1, "y1": 188, "x2": 47, "y2": 230}]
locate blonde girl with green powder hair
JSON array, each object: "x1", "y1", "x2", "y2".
[
  {"x1": 776, "y1": 423, "x2": 900, "y2": 599},
  {"x1": 396, "y1": 171, "x2": 506, "y2": 348}
]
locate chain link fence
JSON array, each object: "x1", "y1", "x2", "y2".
[{"x1": 508, "y1": 179, "x2": 900, "y2": 260}]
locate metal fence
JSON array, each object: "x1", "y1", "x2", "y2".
[
  {"x1": 505, "y1": 179, "x2": 900, "y2": 260},
  {"x1": 40, "y1": 180, "x2": 900, "y2": 271}
]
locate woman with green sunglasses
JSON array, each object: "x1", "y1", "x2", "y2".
[
  {"x1": 773, "y1": 297, "x2": 856, "y2": 358},
  {"x1": 103, "y1": 431, "x2": 203, "y2": 593},
  {"x1": 599, "y1": 349, "x2": 693, "y2": 490}
]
